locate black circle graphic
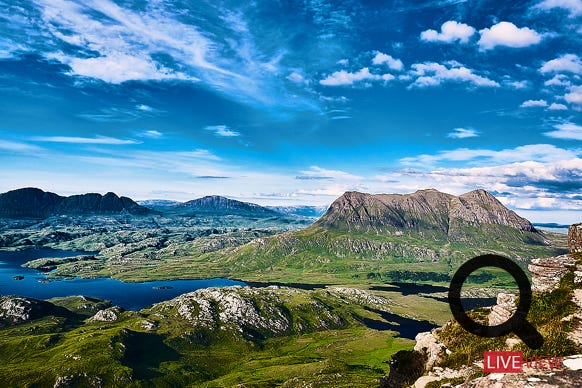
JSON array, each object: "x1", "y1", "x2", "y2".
[{"x1": 448, "y1": 254, "x2": 543, "y2": 349}]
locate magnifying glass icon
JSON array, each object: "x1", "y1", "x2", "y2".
[{"x1": 448, "y1": 254, "x2": 544, "y2": 350}]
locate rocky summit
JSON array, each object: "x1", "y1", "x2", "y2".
[
  {"x1": 0, "y1": 188, "x2": 150, "y2": 218},
  {"x1": 316, "y1": 189, "x2": 535, "y2": 235}
]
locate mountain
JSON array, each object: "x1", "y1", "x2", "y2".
[
  {"x1": 198, "y1": 189, "x2": 566, "y2": 284},
  {"x1": 174, "y1": 195, "x2": 279, "y2": 217},
  {"x1": 0, "y1": 188, "x2": 151, "y2": 218},
  {"x1": 137, "y1": 199, "x2": 180, "y2": 207},
  {"x1": 266, "y1": 205, "x2": 328, "y2": 218},
  {"x1": 315, "y1": 189, "x2": 535, "y2": 235}
]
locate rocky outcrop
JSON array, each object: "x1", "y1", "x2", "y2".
[
  {"x1": 153, "y1": 286, "x2": 349, "y2": 340},
  {"x1": 528, "y1": 254, "x2": 578, "y2": 292},
  {"x1": 488, "y1": 293, "x2": 517, "y2": 326},
  {"x1": 0, "y1": 296, "x2": 57, "y2": 326},
  {"x1": 88, "y1": 307, "x2": 123, "y2": 322},
  {"x1": 413, "y1": 327, "x2": 449, "y2": 370},
  {"x1": 0, "y1": 188, "x2": 151, "y2": 219},
  {"x1": 569, "y1": 223, "x2": 582, "y2": 253},
  {"x1": 315, "y1": 189, "x2": 536, "y2": 236}
]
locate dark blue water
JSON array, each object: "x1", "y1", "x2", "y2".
[{"x1": 0, "y1": 248, "x2": 245, "y2": 310}]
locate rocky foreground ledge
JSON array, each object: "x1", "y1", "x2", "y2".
[{"x1": 394, "y1": 223, "x2": 582, "y2": 388}]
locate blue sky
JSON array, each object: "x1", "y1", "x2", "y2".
[{"x1": 0, "y1": 0, "x2": 581, "y2": 223}]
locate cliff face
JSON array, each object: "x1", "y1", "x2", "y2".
[
  {"x1": 0, "y1": 188, "x2": 150, "y2": 218},
  {"x1": 315, "y1": 189, "x2": 535, "y2": 235}
]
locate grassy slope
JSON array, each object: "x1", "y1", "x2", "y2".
[{"x1": 0, "y1": 289, "x2": 418, "y2": 387}]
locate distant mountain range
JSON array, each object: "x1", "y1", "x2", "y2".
[
  {"x1": 0, "y1": 189, "x2": 296, "y2": 220},
  {"x1": 0, "y1": 188, "x2": 150, "y2": 218},
  {"x1": 266, "y1": 205, "x2": 328, "y2": 218}
]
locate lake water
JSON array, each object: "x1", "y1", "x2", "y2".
[{"x1": 0, "y1": 248, "x2": 246, "y2": 310}]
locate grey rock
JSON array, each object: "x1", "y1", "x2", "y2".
[
  {"x1": 488, "y1": 293, "x2": 517, "y2": 326},
  {"x1": 528, "y1": 255, "x2": 577, "y2": 292},
  {"x1": 88, "y1": 306, "x2": 122, "y2": 322},
  {"x1": 568, "y1": 223, "x2": 582, "y2": 253}
]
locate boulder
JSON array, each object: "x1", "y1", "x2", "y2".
[
  {"x1": 569, "y1": 223, "x2": 582, "y2": 253},
  {"x1": 488, "y1": 293, "x2": 517, "y2": 326}
]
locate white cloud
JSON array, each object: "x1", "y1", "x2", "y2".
[
  {"x1": 420, "y1": 21, "x2": 476, "y2": 43},
  {"x1": 297, "y1": 166, "x2": 362, "y2": 182},
  {"x1": 0, "y1": 140, "x2": 44, "y2": 153},
  {"x1": 544, "y1": 74, "x2": 572, "y2": 87},
  {"x1": 545, "y1": 122, "x2": 582, "y2": 140},
  {"x1": 548, "y1": 103, "x2": 568, "y2": 110},
  {"x1": 536, "y1": 0, "x2": 582, "y2": 17},
  {"x1": 142, "y1": 130, "x2": 163, "y2": 138},
  {"x1": 400, "y1": 144, "x2": 578, "y2": 166},
  {"x1": 447, "y1": 128, "x2": 479, "y2": 139},
  {"x1": 372, "y1": 52, "x2": 404, "y2": 71},
  {"x1": 28, "y1": 0, "x2": 315, "y2": 109},
  {"x1": 136, "y1": 104, "x2": 154, "y2": 112},
  {"x1": 507, "y1": 80, "x2": 529, "y2": 89},
  {"x1": 31, "y1": 136, "x2": 139, "y2": 145},
  {"x1": 51, "y1": 52, "x2": 195, "y2": 84},
  {"x1": 520, "y1": 99, "x2": 548, "y2": 108},
  {"x1": 565, "y1": 85, "x2": 582, "y2": 108},
  {"x1": 540, "y1": 54, "x2": 582, "y2": 74},
  {"x1": 205, "y1": 125, "x2": 241, "y2": 137},
  {"x1": 287, "y1": 71, "x2": 309, "y2": 84},
  {"x1": 478, "y1": 22, "x2": 542, "y2": 50},
  {"x1": 319, "y1": 67, "x2": 394, "y2": 86},
  {"x1": 409, "y1": 62, "x2": 499, "y2": 88}
]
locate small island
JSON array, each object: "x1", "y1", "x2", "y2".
[{"x1": 12, "y1": 275, "x2": 24, "y2": 281}]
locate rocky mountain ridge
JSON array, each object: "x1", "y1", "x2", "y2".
[
  {"x1": 0, "y1": 188, "x2": 150, "y2": 218},
  {"x1": 176, "y1": 195, "x2": 278, "y2": 216},
  {"x1": 316, "y1": 189, "x2": 535, "y2": 235}
]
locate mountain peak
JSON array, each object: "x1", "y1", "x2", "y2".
[{"x1": 179, "y1": 195, "x2": 277, "y2": 216}]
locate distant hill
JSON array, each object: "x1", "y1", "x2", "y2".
[
  {"x1": 173, "y1": 195, "x2": 279, "y2": 217},
  {"x1": 137, "y1": 199, "x2": 180, "y2": 207},
  {"x1": 0, "y1": 188, "x2": 151, "y2": 218},
  {"x1": 266, "y1": 205, "x2": 328, "y2": 218},
  {"x1": 316, "y1": 189, "x2": 535, "y2": 235}
]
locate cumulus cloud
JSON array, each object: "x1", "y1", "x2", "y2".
[
  {"x1": 565, "y1": 85, "x2": 582, "y2": 108},
  {"x1": 520, "y1": 99, "x2": 548, "y2": 108},
  {"x1": 205, "y1": 125, "x2": 241, "y2": 137},
  {"x1": 320, "y1": 67, "x2": 394, "y2": 86},
  {"x1": 544, "y1": 122, "x2": 582, "y2": 140},
  {"x1": 420, "y1": 21, "x2": 476, "y2": 43},
  {"x1": 409, "y1": 62, "x2": 499, "y2": 88},
  {"x1": 478, "y1": 22, "x2": 542, "y2": 50},
  {"x1": 536, "y1": 0, "x2": 582, "y2": 17},
  {"x1": 541, "y1": 54, "x2": 582, "y2": 74},
  {"x1": 544, "y1": 74, "x2": 572, "y2": 87},
  {"x1": 548, "y1": 103, "x2": 568, "y2": 110},
  {"x1": 447, "y1": 128, "x2": 479, "y2": 139},
  {"x1": 372, "y1": 52, "x2": 404, "y2": 71}
]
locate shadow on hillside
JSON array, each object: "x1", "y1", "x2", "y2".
[
  {"x1": 121, "y1": 331, "x2": 181, "y2": 380},
  {"x1": 362, "y1": 307, "x2": 437, "y2": 339}
]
